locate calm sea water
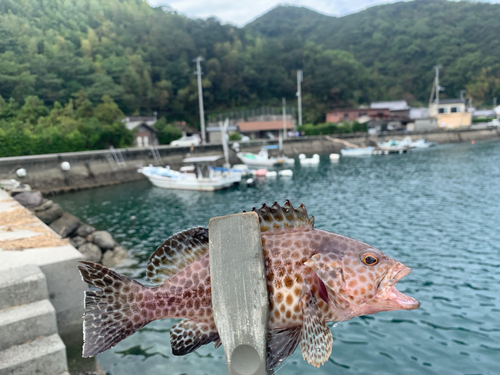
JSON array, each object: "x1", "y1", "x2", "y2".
[{"x1": 54, "y1": 140, "x2": 500, "y2": 375}]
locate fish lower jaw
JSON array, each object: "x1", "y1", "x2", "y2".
[{"x1": 388, "y1": 286, "x2": 420, "y2": 310}]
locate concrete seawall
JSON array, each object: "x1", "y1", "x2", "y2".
[
  {"x1": 0, "y1": 189, "x2": 100, "y2": 374},
  {"x1": 0, "y1": 127, "x2": 498, "y2": 194}
]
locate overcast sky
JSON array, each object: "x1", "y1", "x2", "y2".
[{"x1": 146, "y1": 0, "x2": 498, "y2": 27}]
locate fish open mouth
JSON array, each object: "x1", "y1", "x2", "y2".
[{"x1": 387, "y1": 266, "x2": 420, "y2": 310}]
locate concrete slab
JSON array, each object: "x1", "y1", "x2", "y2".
[
  {"x1": 0, "y1": 334, "x2": 68, "y2": 375},
  {"x1": 0, "y1": 265, "x2": 48, "y2": 310},
  {"x1": 0, "y1": 245, "x2": 86, "y2": 336},
  {"x1": 0, "y1": 300, "x2": 57, "y2": 351},
  {"x1": 0, "y1": 190, "x2": 67, "y2": 251}
]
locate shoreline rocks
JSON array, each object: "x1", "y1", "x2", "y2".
[{"x1": 5, "y1": 187, "x2": 128, "y2": 267}]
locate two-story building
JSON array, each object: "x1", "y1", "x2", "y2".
[{"x1": 429, "y1": 99, "x2": 471, "y2": 128}]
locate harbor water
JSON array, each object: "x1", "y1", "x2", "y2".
[{"x1": 54, "y1": 140, "x2": 500, "y2": 375}]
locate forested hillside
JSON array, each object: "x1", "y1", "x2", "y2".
[
  {"x1": 246, "y1": 1, "x2": 500, "y2": 107},
  {"x1": 1, "y1": 0, "x2": 499, "y2": 134}
]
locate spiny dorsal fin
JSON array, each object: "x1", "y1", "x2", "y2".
[
  {"x1": 170, "y1": 320, "x2": 219, "y2": 355},
  {"x1": 244, "y1": 199, "x2": 314, "y2": 233},
  {"x1": 146, "y1": 227, "x2": 208, "y2": 285}
]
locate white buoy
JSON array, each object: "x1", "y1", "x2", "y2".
[
  {"x1": 313, "y1": 154, "x2": 320, "y2": 159},
  {"x1": 266, "y1": 171, "x2": 278, "y2": 178},
  {"x1": 246, "y1": 178, "x2": 255, "y2": 186},
  {"x1": 329, "y1": 153, "x2": 340, "y2": 161},
  {"x1": 16, "y1": 168, "x2": 26, "y2": 178},
  {"x1": 299, "y1": 153, "x2": 306, "y2": 160},
  {"x1": 61, "y1": 161, "x2": 71, "y2": 171},
  {"x1": 279, "y1": 169, "x2": 293, "y2": 177}
]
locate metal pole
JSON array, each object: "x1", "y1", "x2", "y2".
[
  {"x1": 297, "y1": 70, "x2": 303, "y2": 126},
  {"x1": 209, "y1": 212, "x2": 273, "y2": 375},
  {"x1": 282, "y1": 97, "x2": 287, "y2": 139},
  {"x1": 194, "y1": 56, "x2": 206, "y2": 144},
  {"x1": 434, "y1": 65, "x2": 440, "y2": 106},
  {"x1": 494, "y1": 97, "x2": 497, "y2": 108}
]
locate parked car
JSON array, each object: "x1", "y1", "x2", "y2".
[
  {"x1": 170, "y1": 134, "x2": 201, "y2": 147},
  {"x1": 487, "y1": 119, "x2": 500, "y2": 127}
]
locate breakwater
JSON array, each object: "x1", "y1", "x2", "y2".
[{"x1": 0, "y1": 127, "x2": 498, "y2": 194}]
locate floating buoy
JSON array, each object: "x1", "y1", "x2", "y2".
[
  {"x1": 255, "y1": 169, "x2": 267, "y2": 177},
  {"x1": 329, "y1": 153, "x2": 340, "y2": 161},
  {"x1": 266, "y1": 171, "x2": 278, "y2": 178},
  {"x1": 16, "y1": 168, "x2": 27, "y2": 178},
  {"x1": 299, "y1": 154, "x2": 306, "y2": 160},
  {"x1": 279, "y1": 169, "x2": 293, "y2": 177},
  {"x1": 246, "y1": 178, "x2": 255, "y2": 186},
  {"x1": 471, "y1": 140, "x2": 475, "y2": 145},
  {"x1": 61, "y1": 161, "x2": 71, "y2": 171}
]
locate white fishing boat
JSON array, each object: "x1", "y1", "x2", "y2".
[
  {"x1": 237, "y1": 145, "x2": 295, "y2": 167},
  {"x1": 138, "y1": 155, "x2": 239, "y2": 191},
  {"x1": 410, "y1": 138, "x2": 438, "y2": 148},
  {"x1": 340, "y1": 147, "x2": 374, "y2": 156},
  {"x1": 388, "y1": 137, "x2": 437, "y2": 149}
]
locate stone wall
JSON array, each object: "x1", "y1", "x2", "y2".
[{"x1": 0, "y1": 127, "x2": 498, "y2": 193}]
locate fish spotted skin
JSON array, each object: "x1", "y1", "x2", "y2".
[{"x1": 78, "y1": 200, "x2": 419, "y2": 369}]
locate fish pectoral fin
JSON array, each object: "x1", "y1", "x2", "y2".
[
  {"x1": 266, "y1": 327, "x2": 301, "y2": 370},
  {"x1": 300, "y1": 294, "x2": 333, "y2": 367},
  {"x1": 305, "y1": 253, "x2": 343, "y2": 292},
  {"x1": 170, "y1": 320, "x2": 219, "y2": 356}
]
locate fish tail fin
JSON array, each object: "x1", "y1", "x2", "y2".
[{"x1": 78, "y1": 261, "x2": 151, "y2": 357}]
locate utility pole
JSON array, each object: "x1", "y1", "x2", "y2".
[
  {"x1": 282, "y1": 97, "x2": 287, "y2": 139},
  {"x1": 494, "y1": 97, "x2": 497, "y2": 108},
  {"x1": 296, "y1": 69, "x2": 303, "y2": 126},
  {"x1": 460, "y1": 90, "x2": 466, "y2": 101},
  {"x1": 194, "y1": 56, "x2": 206, "y2": 144},
  {"x1": 434, "y1": 65, "x2": 441, "y2": 106}
]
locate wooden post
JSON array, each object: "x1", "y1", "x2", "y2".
[{"x1": 209, "y1": 212, "x2": 273, "y2": 375}]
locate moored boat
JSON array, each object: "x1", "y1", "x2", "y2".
[
  {"x1": 237, "y1": 145, "x2": 295, "y2": 167},
  {"x1": 340, "y1": 147, "x2": 374, "y2": 156},
  {"x1": 138, "y1": 155, "x2": 240, "y2": 191}
]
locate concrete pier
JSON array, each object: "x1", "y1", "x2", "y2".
[{"x1": 0, "y1": 189, "x2": 97, "y2": 374}]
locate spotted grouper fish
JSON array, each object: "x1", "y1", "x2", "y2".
[{"x1": 78, "y1": 200, "x2": 419, "y2": 369}]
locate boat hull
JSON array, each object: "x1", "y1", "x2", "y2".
[
  {"x1": 340, "y1": 147, "x2": 374, "y2": 156},
  {"x1": 139, "y1": 168, "x2": 236, "y2": 191}
]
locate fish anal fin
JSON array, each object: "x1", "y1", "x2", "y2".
[
  {"x1": 245, "y1": 200, "x2": 314, "y2": 233},
  {"x1": 266, "y1": 327, "x2": 301, "y2": 370},
  {"x1": 300, "y1": 294, "x2": 333, "y2": 367},
  {"x1": 146, "y1": 227, "x2": 208, "y2": 285},
  {"x1": 170, "y1": 320, "x2": 219, "y2": 356}
]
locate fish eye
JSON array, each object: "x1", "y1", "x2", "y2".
[{"x1": 362, "y1": 253, "x2": 378, "y2": 266}]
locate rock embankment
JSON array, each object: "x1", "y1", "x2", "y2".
[{"x1": 8, "y1": 186, "x2": 127, "y2": 267}]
